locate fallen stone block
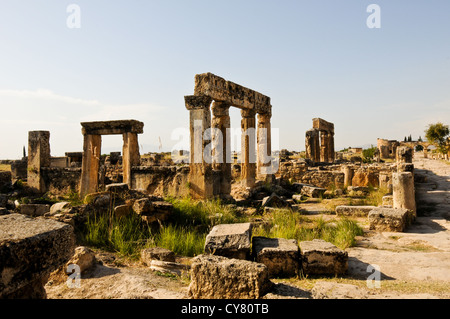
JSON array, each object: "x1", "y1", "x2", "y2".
[
  {"x1": 368, "y1": 207, "x2": 411, "y2": 232},
  {"x1": 0, "y1": 214, "x2": 75, "y2": 299},
  {"x1": 141, "y1": 247, "x2": 176, "y2": 264},
  {"x1": 299, "y1": 239, "x2": 348, "y2": 276},
  {"x1": 252, "y1": 237, "x2": 300, "y2": 278},
  {"x1": 301, "y1": 186, "x2": 326, "y2": 198},
  {"x1": 66, "y1": 246, "x2": 96, "y2": 274},
  {"x1": 0, "y1": 171, "x2": 12, "y2": 193},
  {"x1": 261, "y1": 193, "x2": 291, "y2": 208},
  {"x1": 382, "y1": 195, "x2": 393, "y2": 207},
  {"x1": 20, "y1": 204, "x2": 51, "y2": 217},
  {"x1": 188, "y1": 254, "x2": 273, "y2": 299},
  {"x1": 204, "y1": 222, "x2": 252, "y2": 259},
  {"x1": 114, "y1": 204, "x2": 131, "y2": 218},
  {"x1": 149, "y1": 260, "x2": 190, "y2": 276},
  {"x1": 335, "y1": 205, "x2": 376, "y2": 217},
  {"x1": 105, "y1": 183, "x2": 129, "y2": 193},
  {"x1": 132, "y1": 197, "x2": 154, "y2": 215},
  {"x1": 140, "y1": 201, "x2": 173, "y2": 224},
  {"x1": 50, "y1": 202, "x2": 72, "y2": 215}
]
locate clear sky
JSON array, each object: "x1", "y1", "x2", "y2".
[{"x1": 1, "y1": 0, "x2": 449, "y2": 159}]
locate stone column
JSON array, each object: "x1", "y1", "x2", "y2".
[
  {"x1": 27, "y1": 131, "x2": 51, "y2": 194},
  {"x1": 320, "y1": 131, "x2": 328, "y2": 163},
  {"x1": 80, "y1": 134, "x2": 102, "y2": 197},
  {"x1": 327, "y1": 132, "x2": 335, "y2": 163},
  {"x1": 211, "y1": 101, "x2": 231, "y2": 197},
  {"x1": 396, "y1": 146, "x2": 413, "y2": 163},
  {"x1": 305, "y1": 129, "x2": 320, "y2": 162},
  {"x1": 123, "y1": 132, "x2": 140, "y2": 187},
  {"x1": 342, "y1": 165, "x2": 354, "y2": 188},
  {"x1": 393, "y1": 172, "x2": 416, "y2": 219},
  {"x1": 185, "y1": 95, "x2": 214, "y2": 199},
  {"x1": 241, "y1": 109, "x2": 256, "y2": 188},
  {"x1": 257, "y1": 111, "x2": 272, "y2": 180}
]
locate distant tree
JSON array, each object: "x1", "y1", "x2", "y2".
[
  {"x1": 362, "y1": 145, "x2": 377, "y2": 162},
  {"x1": 408, "y1": 134, "x2": 412, "y2": 142},
  {"x1": 425, "y1": 122, "x2": 450, "y2": 155},
  {"x1": 418, "y1": 136, "x2": 423, "y2": 142},
  {"x1": 404, "y1": 136, "x2": 407, "y2": 142}
]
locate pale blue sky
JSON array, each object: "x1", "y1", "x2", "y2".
[{"x1": 0, "y1": 1, "x2": 449, "y2": 159}]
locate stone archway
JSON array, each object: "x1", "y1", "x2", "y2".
[{"x1": 79, "y1": 120, "x2": 144, "y2": 197}]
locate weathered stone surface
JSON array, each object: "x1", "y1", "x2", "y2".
[
  {"x1": 141, "y1": 247, "x2": 176, "y2": 264},
  {"x1": 50, "y1": 202, "x2": 72, "y2": 215},
  {"x1": 20, "y1": 204, "x2": 51, "y2": 217},
  {"x1": 352, "y1": 169, "x2": 379, "y2": 187},
  {"x1": 188, "y1": 254, "x2": 273, "y2": 299},
  {"x1": 140, "y1": 201, "x2": 173, "y2": 224},
  {"x1": 335, "y1": 205, "x2": 377, "y2": 217},
  {"x1": 299, "y1": 239, "x2": 348, "y2": 276},
  {"x1": 382, "y1": 195, "x2": 393, "y2": 206},
  {"x1": 149, "y1": 260, "x2": 190, "y2": 276},
  {"x1": 204, "y1": 223, "x2": 252, "y2": 260},
  {"x1": 0, "y1": 214, "x2": 75, "y2": 298},
  {"x1": 193, "y1": 73, "x2": 271, "y2": 114},
  {"x1": 396, "y1": 146, "x2": 413, "y2": 163},
  {"x1": 252, "y1": 237, "x2": 300, "y2": 278},
  {"x1": 301, "y1": 185, "x2": 326, "y2": 198},
  {"x1": 27, "y1": 131, "x2": 51, "y2": 194},
  {"x1": 312, "y1": 118, "x2": 334, "y2": 134},
  {"x1": 105, "y1": 183, "x2": 129, "y2": 193},
  {"x1": 0, "y1": 171, "x2": 12, "y2": 193},
  {"x1": 368, "y1": 207, "x2": 411, "y2": 232},
  {"x1": 66, "y1": 246, "x2": 96, "y2": 274},
  {"x1": 261, "y1": 193, "x2": 291, "y2": 208},
  {"x1": 312, "y1": 281, "x2": 367, "y2": 299},
  {"x1": 132, "y1": 198, "x2": 154, "y2": 215},
  {"x1": 81, "y1": 120, "x2": 144, "y2": 136},
  {"x1": 114, "y1": 204, "x2": 131, "y2": 218},
  {"x1": 393, "y1": 172, "x2": 416, "y2": 218}
]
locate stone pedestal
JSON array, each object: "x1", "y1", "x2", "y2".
[{"x1": 342, "y1": 165, "x2": 354, "y2": 188}]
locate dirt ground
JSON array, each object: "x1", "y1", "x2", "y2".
[{"x1": 45, "y1": 153, "x2": 450, "y2": 299}]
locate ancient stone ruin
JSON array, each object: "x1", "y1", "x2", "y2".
[
  {"x1": 79, "y1": 120, "x2": 144, "y2": 197},
  {"x1": 184, "y1": 72, "x2": 273, "y2": 199},
  {"x1": 305, "y1": 118, "x2": 335, "y2": 163}
]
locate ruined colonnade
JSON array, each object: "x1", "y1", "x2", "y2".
[
  {"x1": 185, "y1": 73, "x2": 273, "y2": 199},
  {"x1": 305, "y1": 118, "x2": 335, "y2": 163}
]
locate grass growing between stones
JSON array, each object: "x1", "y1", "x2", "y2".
[
  {"x1": 78, "y1": 197, "x2": 364, "y2": 260},
  {"x1": 253, "y1": 209, "x2": 364, "y2": 250}
]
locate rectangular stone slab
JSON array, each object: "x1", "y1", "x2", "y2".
[
  {"x1": 299, "y1": 239, "x2": 348, "y2": 276},
  {"x1": 81, "y1": 120, "x2": 144, "y2": 135},
  {"x1": 193, "y1": 73, "x2": 271, "y2": 114},
  {"x1": 189, "y1": 254, "x2": 273, "y2": 299},
  {"x1": 204, "y1": 222, "x2": 252, "y2": 260},
  {"x1": 0, "y1": 214, "x2": 75, "y2": 298},
  {"x1": 335, "y1": 205, "x2": 377, "y2": 217},
  {"x1": 252, "y1": 237, "x2": 300, "y2": 277},
  {"x1": 368, "y1": 207, "x2": 411, "y2": 232}
]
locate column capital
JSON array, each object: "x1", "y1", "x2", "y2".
[
  {"x1": 211, "y1": 101, "x2": 231, "y2": 116},
  {"x1": 241, "y1": 109, "x2": 256, "y2": 118},
  {"x1": 185, "y1": 95, "x2": 212, "y2": 111}
]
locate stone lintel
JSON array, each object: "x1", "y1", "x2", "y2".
[
  {"x1": 312, "y1": 118, "x2": 334, "y2": 134},
  {"x1": 185, "y1": 95, "x2": 212, "y2": 110},
  {"x1": 81, "y1": 120, "x2": 144, "y2": 136},
  {"x1": 193, "y1": 73, "x2": 271, "y2": 114}
]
